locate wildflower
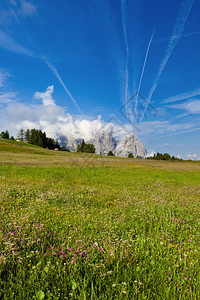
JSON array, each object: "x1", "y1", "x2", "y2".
[
  {"x1": 185, "y1": 267, "x2": 188, "y2": 271},
  {"x1": 168, "y1": 278, "x2": 172, "y2": 281},
  {"x1": 112, "y1": 284, "x2": 116, "y2": 288},
  {"x1": 184, "y1": 278, "x2": 188, "y2": 281}
]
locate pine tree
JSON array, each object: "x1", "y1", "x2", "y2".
[
  {"x1": 17, "y1": 129, "x2": 24, "y2": 141},
  {"x1": 0, "y1": 130, "x2": 9, "y2": 139},
  {"x1": 80, "y1": 139, "x2": 85, "y2": 152},
  {"x1": 24, "y1": 129, "x2": 30, "y2": 142}
]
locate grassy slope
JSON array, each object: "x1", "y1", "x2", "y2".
[{"x1": 0, "y1": 140, "x2": 200, "y2": 299}]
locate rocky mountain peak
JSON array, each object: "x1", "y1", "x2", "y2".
[{"x1": 60, "y1": 131, "x2": 147, "y2": 158}]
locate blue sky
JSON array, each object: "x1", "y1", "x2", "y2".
[{"x1": 0, "y1": 0, "x2": 200, "y2": 159}]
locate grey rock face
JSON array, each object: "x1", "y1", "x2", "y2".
[
  {"x1": 92, "y1": 131, "x2": 117, "y2": 155},
  {"x1": 114, "y1": 133, "x2": 147, "y2": 157},
  {"x1": 60, "y1": 136, "x2": 82, "y2": 152},
  {"x1": 59, "y1": 131, "x2": 147, "y2": 158}
]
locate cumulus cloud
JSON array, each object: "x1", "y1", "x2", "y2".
[
  {"x1": 1, "y1": 85, "x2": 199, "y2": 150},
  {"x1": 0, "y1": 85, "x2": 125, "y2": 141},
  {"x1": 34, "y1": 85, "x2": 56, "y2": 106}
]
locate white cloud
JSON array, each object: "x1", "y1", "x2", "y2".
[
  {"x1": 34, "y1": 85, "x2": 56, "y2": 106},
  {"x1": 0, "y1": 85, "x2": 139, "y2": 143},
  {"x1": 186, "y1": 153, "x2": 198, "y2": 159},
  {"x1": 0, "y1": 85, "x2": 110, "y2": 140},
  {"x1": 0, "y1": 85, "x2": 199, "y2": 153},
  {"x1": 183, "y1": 100, "x2": 200, "y2": 114},
  {"x1": 146, "y1": 150, "x2": 156, "y2": 157},
  {"x1": 186, "y1": 153, "x2": 200, "y2": 160},
  {"x1": 169, "y1": 99, "x2": 200, "y2": 114},
  {"x1": 177, "y1": 153, "x2": 200, "y2": 161},
  {"x1": 0, "y1": 92, "x2": 17, "y2": 104}
]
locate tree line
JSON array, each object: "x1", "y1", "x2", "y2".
[
  {"x1": 76, "y1": 139, "x2": 96, "y2": 153},
  {"x1": 19, "y1": 129, "x2": 62, "y2": 150},
  {"x1": 0, "y1": 130, "x2": 14, "y2": 140},
  {"x1": 0, "y1": 130, "x2": 184, "y2": 160},
  {"x1": 0, "y1": 129, "x2": 70, "y2": 151},
  {"x1": 146, "y1": 152, "x2": 182, "y2": 161}
]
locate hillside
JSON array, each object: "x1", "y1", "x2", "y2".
[{"x1": 0, "y1": 139, "x2": 47, "y2": 153}]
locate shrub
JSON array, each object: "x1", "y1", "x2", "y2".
[{"x1": 107, "y1": 151, "x2": 114, "y2": 156}]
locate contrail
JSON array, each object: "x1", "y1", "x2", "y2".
[
  {"x1": 121, "y1": 0, "x2": 129, "y2": 115},
  {"x1": 155, "y1": 31, "x2": 200, "y2": 43},
  {"x1": 134, "y1": 29, "x2": 155, "y2": 120},
  {"x1": 4, "y1": 0, "x2": 83, "y2": 115},
  {"x1": 0, "y1": 29, "x2": 35, "y2": 57},
  {"x1": 44, "y1": 59, "x2": 83, "y2": 115},
  {"x1": 140, "y1": 0, "x2": 195, "y2": 122}
]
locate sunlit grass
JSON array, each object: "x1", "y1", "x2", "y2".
[{"x1": 0, "y1": 140, "x2": 200, "y2": 299}]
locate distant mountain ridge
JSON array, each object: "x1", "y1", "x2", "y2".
[{"x1": 59, "y1": 131, "x2": 147, "y2": 158}]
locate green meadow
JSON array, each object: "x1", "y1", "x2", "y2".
[{"x1": 0, "y1": 140, "x2": 200, "y2": 299}]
